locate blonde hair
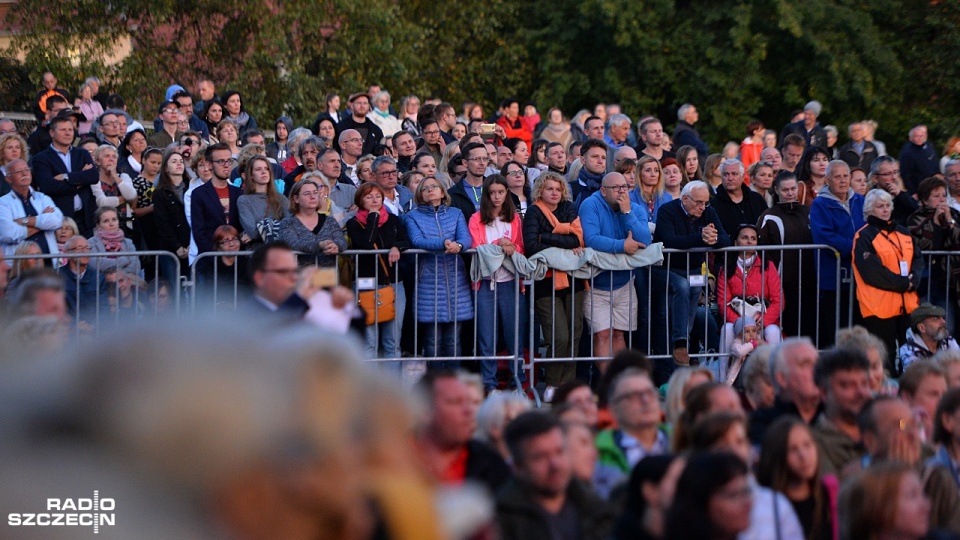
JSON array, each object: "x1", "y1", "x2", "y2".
[
  {"x1": 0, "y1": 133, "x2": 29, "y2": 165},
  {"x1": 531, "y1": 172, "x2": 572, "y2": 202},
  {"x1": 92, "y1": 144, "x2": 118, "y2": 164},
  {"x1": 636, "y1": 155, "x2": 665, "y2": 198},
  {"x1": 413, "y1": 176, "x2": 451, "y2": 206}
]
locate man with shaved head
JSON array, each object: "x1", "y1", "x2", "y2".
[
  {"x1": 579, "y1": 171, "x2": 651, "y2": 365},
  {"x1": 338, "y1": 129, "x2": 364, "y2": 187}
]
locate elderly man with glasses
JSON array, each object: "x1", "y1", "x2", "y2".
[
  {"x1": 654, "y1": 180, "x2": 731, "y2": 366},
  {"x1": 0, "y1": 159, "x2": 64, "y2": 257}
]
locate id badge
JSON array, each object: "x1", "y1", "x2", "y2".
[
  {"x1": 688, "y1": 274, "x2": 706, "y2": 287},
  {"x1": 899, "y1": 261, "x2": 909, "y2": 276},
  {"x1": 357, "y1": 277, "x2": 377, "y2": 290}
]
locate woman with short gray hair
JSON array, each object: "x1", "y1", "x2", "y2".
[{"x1": 852, "y1": 188, "x2": 923, "y2": 375}]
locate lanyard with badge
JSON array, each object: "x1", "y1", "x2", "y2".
[{"x1": 878, "y1": 229, "x2": 909, "y2": 276}]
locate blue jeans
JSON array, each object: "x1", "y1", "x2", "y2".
[
  {"x1": 364, "y1": 283, "x2": 406, "y2": 375},
  {"x1": 423, "y1": 321, "x2": 462, "y2": 371},
  {"x1": 476, "y1": 279, "x2": 527, "y2": 390},
  {"x1": 656, "y1": 269, "x2": 700, "y2": 348}
]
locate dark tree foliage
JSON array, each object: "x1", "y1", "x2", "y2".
[{"x1": 3, "y1": 0, "x2": 958, "y2": 150}]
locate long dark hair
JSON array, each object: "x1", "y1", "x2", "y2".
[
  {"x1": 612, "y1": 455, "x2": 679, "y2": 539},
  {"x1": 796, "y1": 145, "x2": 830, "y2": 184},
  {"x1": 479, "y1": 175, "x2": 516, "y2": 225},
  {"x1": 156, "y1": 149, "x2": 185, "y2": 193},
  {"x1": 757, "y1": 416, "x2": 826, "y2": 540},
  {"x1": 665, "y1": 452, "x2": 749, "y2": 540}
]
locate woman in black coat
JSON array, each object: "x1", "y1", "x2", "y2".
[
  {"x1": 522, "y1": 172, "x2": 585, "y2": 392},
  {"x1": 345, "y1": 183, "x2": 410, "y2": 369},
  {"x1": 152, "y1": 149, "x2": 192, "y2": 284}
]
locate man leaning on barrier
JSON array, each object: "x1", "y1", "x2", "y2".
[
  {"x1": 653, "y1": 180, "x2": 730, "y2": 366},
  {"x1": 579, "y1": 171, "x2": 650, "y2": 368}
]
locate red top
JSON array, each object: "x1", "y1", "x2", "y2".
[{"x1": 439, "y1": 446, "x2": 469, "y2": 484}]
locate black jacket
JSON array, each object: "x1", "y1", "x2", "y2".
[
  {"x1": 334, "y1": 116, "x2": 384, "y2": 156},
  {"x1": 345, "y1": 213, "x2": 410, "y2": 284},
  {"x1": 31, "y1": 145, "x2": 99, "y2": 235},
  {"x1": 749, "y1": 396, "x2": 823, "y2": 444},
  {"x1": 838, "y1": 140, "x2": 878, "y2": 173},
  {"x1": 654, "y1": 198, "x2": 731, "y2": 273},
  {"x1": 899, "y1": 141, "x2": 940, "y2": 195},
  {"x1": 465, "y1": 439, "x2": 512, "y2": 494},
  {"x1": 448, "y1": 179, "x2": 521, "y2": 224},
  {"x1": 711, "y1": 187, "x2": 768, "y2": 241},
  {"x1": 153, "y1": 187, "x2": 191, "y2": 252},
  {"x1": 780, "y1": 120, "x2": 828, "y2": 149},
  {"x1": 495, "y1": 478, "x2": 614, "y2": 540},
  {"x1": 522, "y1": 200, "x2": 584, "y2": 298}
]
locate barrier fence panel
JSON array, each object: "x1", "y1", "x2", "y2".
[
  {"x1": 182, "y1": 244, "x2": 853, "y2": 391},
  {"x1": 5, "y1": 251, "x2": 180, "y2": 336}
]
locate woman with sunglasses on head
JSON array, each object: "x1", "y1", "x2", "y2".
[{"x1": 279, "y1": 175, "x2": 347, "y2": 268}]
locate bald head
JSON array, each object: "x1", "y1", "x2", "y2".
[
  {"x1": 601, "y1": 172, "x2": 628, "y2": 207},
  {"x1": 614, "y1": 146, "x2": 638, "y2": 169},
  {"x1": 338, "y1": 129, "x2": 363, "y2": 159}
]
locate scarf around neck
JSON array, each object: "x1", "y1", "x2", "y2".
[
  {"x1": 96, "y1": 228, "x2": 126, "y2": 254},
  {"x1": 533, "y1": 200, "x2": 583, "y2": 290}
]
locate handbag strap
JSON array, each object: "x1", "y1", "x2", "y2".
[
  {"x1": 358, "y1": 219, "x2": 392, "y2": 278},
  {"x1": 371, "y1": 241, "x2": 391, "y2": 278}
]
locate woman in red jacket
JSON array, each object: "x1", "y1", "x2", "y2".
[
  {"x1": 495, "y1": 98, "x2": 534, "y2": 150},
  {"x1": 717, "y1": 224, "x2": 782, "y2": 353}
]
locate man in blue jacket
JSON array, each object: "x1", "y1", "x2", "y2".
[
  {"x1": 810, "y1": 160, "x2": 865, "y2": 347},
  {"x1": 580, "y1": 172, "x2": 650, "y2": 366},
  {"x1": 654, "y1": 180, "x2": 731, "y2": 365}
]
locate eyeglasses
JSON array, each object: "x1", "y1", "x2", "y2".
[
  {"x1": 378, "y1": 169, "x2": 399, "y2": 177},
  {"x1": 613, "y1": 388, "x2": 657, "y2": 404},
  {"x1": 262, "y1": 268, "x2": 299, "y2": 277},
  {"x1": 210, "y1": 159, "x2": 233, "y2": 166},
  {"x1": 602, "y1": 184, "x2": 629, "y2": 192},
  {"x1": 298, "y1": 190, "x2": 320, "y2": 197},
  {"x1": 506, "y1": 170, "x2": 524, "y2": 178},
  {"x1": 422, "y1": 184, "x2": 441, "y2": 192},
  {"x1": 876, "y1": 169, "x2": 900, "y2": 177},
  {"x1": 684, "y1": 196, "x2": 710, "y2": 208},
  {"x1": 422, "y1": 130, "x2": 440, "y2": 136}
]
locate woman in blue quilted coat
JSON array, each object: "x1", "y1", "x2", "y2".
[{"x1": 404, "y1": 176, "x2": 473, "y2": 369}]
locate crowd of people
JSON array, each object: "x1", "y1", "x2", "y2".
[{"x1": 6, "y1": 72, "x2": 960, "y2": 539}]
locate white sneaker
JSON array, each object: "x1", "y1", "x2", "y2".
[{"x1": 543, "y1": 386, "x2": 556, "y2": 403}]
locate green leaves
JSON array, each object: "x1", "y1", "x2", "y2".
[{"x1": 4, "y1": 0, "x2": 959, "y2": 150}]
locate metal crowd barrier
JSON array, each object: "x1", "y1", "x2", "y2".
[
  {"x1": 4, "y1": 251, "x2": 180, "y2": 336},
  {"x1": 186, "y1": 244, "x2": 844, "y2": 391},
  {"x1": 31, "y1": 243, "x2": 959, "y2": 392}
]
